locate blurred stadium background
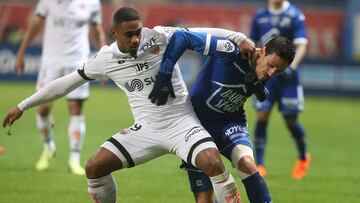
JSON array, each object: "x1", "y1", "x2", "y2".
[{"x1": 0, "y1": 0, "x2": 359, "y2": 202}]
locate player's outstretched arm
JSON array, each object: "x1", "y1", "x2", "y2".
[
  {"x1": 3, "y1": 71, "x2": 88, "y2": 128},
  {"x1": 189, "y1": 27, "x2": 255, "y2": 58}
]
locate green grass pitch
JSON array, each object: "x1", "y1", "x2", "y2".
[{"x1": 0, "y1": 81, "x2": 359, "y2": 203}]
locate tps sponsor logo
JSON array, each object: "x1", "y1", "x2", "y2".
[
  {"x1": 124, "y1": 76, "x2": 156, "y2": 92},
  {"x1": 185, "y1": 126, "x2": 205, "y2": 142},
  {"x1": 134, "y1": 62, "x2": 149, "y2": 73}
]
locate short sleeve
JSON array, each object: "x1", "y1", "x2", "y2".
[
  {"x1": 153, "y1": 26, "x2": 188, "y2": 39},
  {"x1": 90, "y1": 0, "x2": 102, "y2": 25},
  {"x1": 78, "y1": 47, "x2": 108, "y2": 80},
  {"x1": 35, "y1": 0, "x2": 48, "y2": 17},
  {"x1": 292, "y1": 10, "x2": 308, "y2": 44}
]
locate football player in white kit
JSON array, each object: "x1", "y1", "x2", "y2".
[
  {"x1": 4, "y1": 7, "x2": 256, "y2": 202},
  {"x1": 14, "y1": 0, "x2": 106, "y2": 175}
]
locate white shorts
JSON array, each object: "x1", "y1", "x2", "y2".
[
  {"x1": 101, "y1": 114, "x2": 217, "y2": 168},
  {"x1": 36, "y1": 60, "x2": 89, "y2": 100}
]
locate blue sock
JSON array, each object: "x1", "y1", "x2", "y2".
[
  {"x1": 242, "y1": 172, "x2": 272, "y2": 203},
  {"x1": 254, "y1": 121, "x2": 268, "y2": 165},
  {"x1": 288, "y1": 123, "x2": 307, "y2": 160}
]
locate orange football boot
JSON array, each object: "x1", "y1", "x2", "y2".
[
  {"x1": 257, "y1": 164, "x2": 267, "y2": 177},
  {"x1": 291, "y1": 153, "x2": 311, "y2": 179}
]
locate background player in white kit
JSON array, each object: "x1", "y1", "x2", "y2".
[
  {"x1": 4, "y1": 7, "x2": 257, "y2": 203},
  {"x1": 14, "y1": 0, "x2": 106, "y2": 175}
]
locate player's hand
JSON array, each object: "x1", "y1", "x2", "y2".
[
  {"x1": 239, "y1": 38, "x2": 256, "y2": 59},
  {"x1": 14, "y1": 54, "x2": 25, "y2": 76},
  {"x1": 254, "y1": 82, "x2": 269, "y2": 102},
  {"x1": 2, "y1": 107, "x2": 23, "y2": 128},
  {"x1": 148, "y1": 72, "x2": 176, "y2": 106},
  {"x1": 279, "y1": 67, "x2": 296, "y2": 82}
]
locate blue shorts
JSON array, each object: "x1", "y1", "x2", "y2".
[
  {"x1": 181, "y1": 120, "x2": 252, "y2": 193},
  {"x1": 253, "y1": 72, "x2": 304, "y2": 116}
]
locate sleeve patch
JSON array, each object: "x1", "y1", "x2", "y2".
[{"x1": 216, "y1": 40, "x2": 235, "y2": 53}]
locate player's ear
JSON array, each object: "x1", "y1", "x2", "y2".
[
  {"x1": 259, "y1": 47, "x2": 266, "y2": 56},
  {"x1": 111, "y1": 29, "x2": 116, "y2": 38}
]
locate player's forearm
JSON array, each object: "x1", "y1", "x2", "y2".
[
  {"x1": 290, "y1": 43, "x2": 307, "y2": 69},
  {"x1": 17, "y1": 16, "x2": 43, "y2": 56},
  {"x1": 18, "y1": 72, "x2": 87, "y2": 111},
  {"x1": 188, "y1": 28, "x2": 246, "y2": 45},
  {"x1": 92, "y1": 24, "x2": 106, "y2": 49}
]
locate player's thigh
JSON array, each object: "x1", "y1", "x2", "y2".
[
  {"x1": 279, "y1": 84, "x2": 304, "y2": 115},
  {"x1": 209, "y1": 121, "x2": 253, "y2": 162},
  {"x1": 169, "y1": 115, "x2": 217, "y2": 167},
  {"x1": 101, "y1": 122, "x2": 167, "y2": 169}
]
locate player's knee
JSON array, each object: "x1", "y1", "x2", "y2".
[
  {"x1": 85, "y1": 159, "x2": 107, "y2": 179},
  {"x1": 256, "y1": 111, "x2": 269, "y2": 122},
  {"x1": 195, "y1": 149, "x2": 224, "y2": 176},
  {"x1": 37, "y1": 105, "x2": 52, "y2": 117},
  {"x1": 231, "y1": 145, "x2": 257, "y2": 179},
  {"x1": 238, "y1": 156, "x2": 257, "y2": 175},
  {"x1": 68, "y1": 100, "x2": 83, "y2": 115}
]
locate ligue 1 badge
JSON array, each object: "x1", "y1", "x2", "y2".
[{"x1": 245, "y1": 72, "x2": 256, "y2": 83}]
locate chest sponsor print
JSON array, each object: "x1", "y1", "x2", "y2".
[{"x1": 206, "y1": 81, "x2": 248, "y2": 114}]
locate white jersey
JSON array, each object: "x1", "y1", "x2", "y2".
[
  {"x1": 81, "y1": 26, "x2": 193, "y2": 124},
  {"x1": 35, "y1": 0, "x2": 102, "y2": 65}
]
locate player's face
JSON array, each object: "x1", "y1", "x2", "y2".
[
  {"x1": 112, "y1": 20, "x2": 142, "y2": 55},
  {"x1": 269, "y1": 0, "x2": 285, "y2": 7},
  {"x1": 255, "y1": 52, "x2": 289, "y2": 82}
]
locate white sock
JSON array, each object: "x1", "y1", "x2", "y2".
[
  {"x1": 88, "y1": 175, "x2": 117, "y2": 203},
  {"x1": 36, "y1": 114, "x2": 56, "y2": 151},
  {"x1": 68, "y1": 115, "x2": 86, "y2": 163},
  {"x1": 209, "y1": 170, "x2": 242, "y2": 203}
]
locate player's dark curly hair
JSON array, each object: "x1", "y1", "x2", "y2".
[
  {"x1": 265, "y1": 36, "x2": 295, "y2": 65},
  {"x1": 113, "y1": 7, "x2": 140, "y2": 25}
]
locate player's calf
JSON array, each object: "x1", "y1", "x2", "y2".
[{"x1": 231, "y1": 145, "x2": 271, "y2": 203}]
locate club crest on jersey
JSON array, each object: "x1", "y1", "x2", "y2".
[
  {"x1": 149, "y1": 45, "x2": 160, "y2": 55},
  {"x1": 216, "y1": 40, "x2": 235, "y2": 53},
  {"x1": 119, "y1": 129, "x2": 129, "y2": 135}
]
